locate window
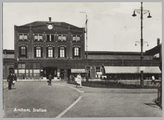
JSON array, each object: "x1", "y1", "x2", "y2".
[
  {"x1": 60, "y1": 47, "x2": 65, "y2": 57},
  {"x1": 47, "y1": 34, "x2": 54, "y2": 41},
  {"x1": 21, "y1": 46, "x2": 26, "y2": 55},
  {"x1": 18, "y1": 63, "x2": 25, "y2": 68},
  {"x1": 74, "y1": 47, "x2": 79, "y2": 56},
  {"x1": 58, "y1": 34, "x2": 66, "y2": 41},
  {"x1": 73, "y1": 35, "x2": 80, "y2": 41},
  {"x1": 48, "y1": 47, "x2": 53, "y2": 57},
  {"x1": 58, "y1": 46, "x2": 66, "y2": 58},
  {"x1": 33, "y1": 63, "x2": 40, "y2": 68},
  {"x1": 19, "y1": 34, "x2": 28, "y2": 41},
  {"x1": 96, "y1": 67, "x2": 101, "y2": 72},
  {"x1": 35, "y1": 47, "x2": 41, "y2": 57},
  {"x1": 34, "y1": 34, "x2": 43, "y2": 41},
  {"x1": 73, "y1": 47, "x2": 80, "y2": 58},
  {"x1": 19, "y1": 46, "x2": 27, "y2": 57}
]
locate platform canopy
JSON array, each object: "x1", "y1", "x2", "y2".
[
  {"x1": 71, "y1": 69, "x2": 86, "y2": 73},
  {"x1": 104, "y1": 66, "x2": 161, "y2": 74}
]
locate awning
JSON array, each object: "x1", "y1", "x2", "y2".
[
  {"x1": 71, "y1": 69, "x2": 86, "y2": 73},
  {"x1": 104, "y1": 66, "x2": 161, "y2": 74},
  {"x1": 144, "y1": 67, "x2": 161, "y2": 73},
  {"x1": 104, "y1": 66, "x2": 138, "y2": 74}
]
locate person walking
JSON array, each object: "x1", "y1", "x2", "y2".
[
  {"x1": 7, "y1": 71, "x2": 14, "y2": 90},
  {"x1": 48, "y1": 73, "x2": 52, "y2": 86},
  {"x1": 12, "y1": 73, "x2": 17, "y2": 88},
  {"x1": 151, "y1": 75, "x2": 155, "y2": 84},
  {"x1": 75, "y1": 74, "x2": 82, "y2": 88}
]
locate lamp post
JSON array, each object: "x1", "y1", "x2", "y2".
[{"x1": 132, "y1": 2, "x2": 152, "y2": 87}]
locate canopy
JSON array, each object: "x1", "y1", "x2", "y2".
[{"x1": 104, "y1": 66, "x2": 161, "y2": 74}]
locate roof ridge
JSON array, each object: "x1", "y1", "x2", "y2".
[{"x1": 17, "y1": 21, "x2": 81, "y2": 28}]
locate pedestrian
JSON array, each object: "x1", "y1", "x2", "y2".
[
  {"x1": 12, "y1": 73, "x2": 17, "y2": 88},
  {"x1": 48, "y1": 73, "x2": 52, "y2": 86},
  {"x1": 7, "y1": 71, "x2": 14, "y2": 90},
  {"x1": 75, "y1": 74, "x2": 82, "y2": 88},
  {"x1": 151, "y1": 75, "x2": 155, "y2": 84},
  {"x1": 61, "y1": 73, "x2": 64, "y2": 81}
]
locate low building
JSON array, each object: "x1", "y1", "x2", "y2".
[{"x1": 3, "y1": 49, "x2": 15, "y2": 79}]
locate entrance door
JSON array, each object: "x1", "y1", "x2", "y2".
[{"x1": 43, "y1": 67, "x2": 57, "y2": 79}]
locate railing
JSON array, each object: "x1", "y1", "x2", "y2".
[{"x1": 68, "y1": 79, "x2": 161, "y2": 89}]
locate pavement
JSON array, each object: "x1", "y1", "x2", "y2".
[{"x1": 3, "y1": 80, "x2": 162, "y2": 118}]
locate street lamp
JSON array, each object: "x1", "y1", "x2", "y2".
[{"x1": 132, "y1": 2, "x2": 152, "y2": 87}]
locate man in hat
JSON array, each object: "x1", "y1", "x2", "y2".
[
  {"x1": 48, "y1": 73, "x2": 52, "y2": 86},
  {"x1": 7, "y1": 71, "x2": 14, "y2": 90}
]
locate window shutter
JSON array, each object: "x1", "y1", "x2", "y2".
[
  {"x1": 41, "y1": 47, "x2": 43, "y2": 57},
  {"x1": 72, "y1": 47, "x2": 74, "y2": 58},
  {"x1": 34, "y1": 47, "x2": 36, "y2": 58},
  {"x1": 53, "y1": 47, "x2": 55, "y2": 58},
  {"x1": 47, "y1": 35, "x2": 49, "y2": 41},
  {"x1": 58, "y1": 47, "x2": 60, "y2": 58},
  {"x1": 19, "y1": 47, "x2": 21, "y2": 57},
  {"x1": 64, "y1": 47, "x2": 66, "y2": 58},
  {"x1": 51, "y1": 35, "x2": 54, "y2": 41},
  {"x1": 25, "y1": 46, "x2": 27, "y2": 58},
  {"x1": 79, "y1": 47, "x2": 81, "y2": 58},
  {"x1": 46, "y1": 47, "x2": 48, "y2": 58}
]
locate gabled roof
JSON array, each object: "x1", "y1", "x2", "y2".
[{"x1": 17, "y1": 21, "x2": 82, "y2": 29}]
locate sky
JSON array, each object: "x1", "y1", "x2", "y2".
[{"x1": 3, "y1": 2, "x2": 162, "y2": 52}]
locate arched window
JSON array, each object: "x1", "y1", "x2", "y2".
[
  {"x1": 46, "y1": 47, "x2": 54, "y2": 58},
  {"x1": 58, "y1": 46, "x2": 66, "y2": 58},
  {"x1": 34, "y1": 46, "x2": 42, "y2": 58},
  {"x1": 73, "y1": 47, "x2": 80, "y2": 58},
  {"x1": 19, "y1": 46, "x2": 27, "y2": 58}
]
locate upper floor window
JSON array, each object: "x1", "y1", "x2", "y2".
[
  {"x1": 46, "y1": 34, "x2": 54, "y2": 42},
  {"x1": 72, "y1": 35, "x2": 80, "y2": 41},
  {"x1": 96, "y1": 67, "x2": 101, "y2": 72},
  {"x1": 74, "y1": 47, "x2": 79, "y2": 56},
  {"x1": 21, "y1": 47, "x2": 26, "y2": 55},
  {"x1": 19, "y1": 46, "x2": 27, "y2": 58},
  {"x1": 34, "y1": 46, "x2": 42, "y2": 58},
  {"x1": 47, "y1": 47, "x2": 54, "y2": 58},
  {"x1": 58, "y1": 46, "x2": 66, "y2": 58},
  {"x1": 34, "y1": 34, "x2": 43, "y2": 41},
  {"x1": 73, "y1": 47, "x2": 80, "y2": 58},
  {"x1": 58, "y1": 34, "x2": 66, "y2": 41},
  {"x1": 19, "y1": 34, "x2": 28, "y2": 41}
]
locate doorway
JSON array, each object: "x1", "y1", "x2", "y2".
[{"x1": 43, "y1": 67, "x2": 57, "y2": 79}]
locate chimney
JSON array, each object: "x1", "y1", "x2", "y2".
[
  {"x1": 49, "y1": 17, "x2": 51, "y2": 22},
  {"x1": 157, "y1": 38, "x2": 160, "y2": 46}
]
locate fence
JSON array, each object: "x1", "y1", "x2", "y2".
[{"x1": 68, "y1": 79, "x2": 161, "y2": 89}]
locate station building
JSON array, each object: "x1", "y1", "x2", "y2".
[
  {"x1": 3, "y1": 18, "x2": 162, "y2": 80},
  {"x1": 14, "y1": 17, "x2": 86, "y2": 80}
]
